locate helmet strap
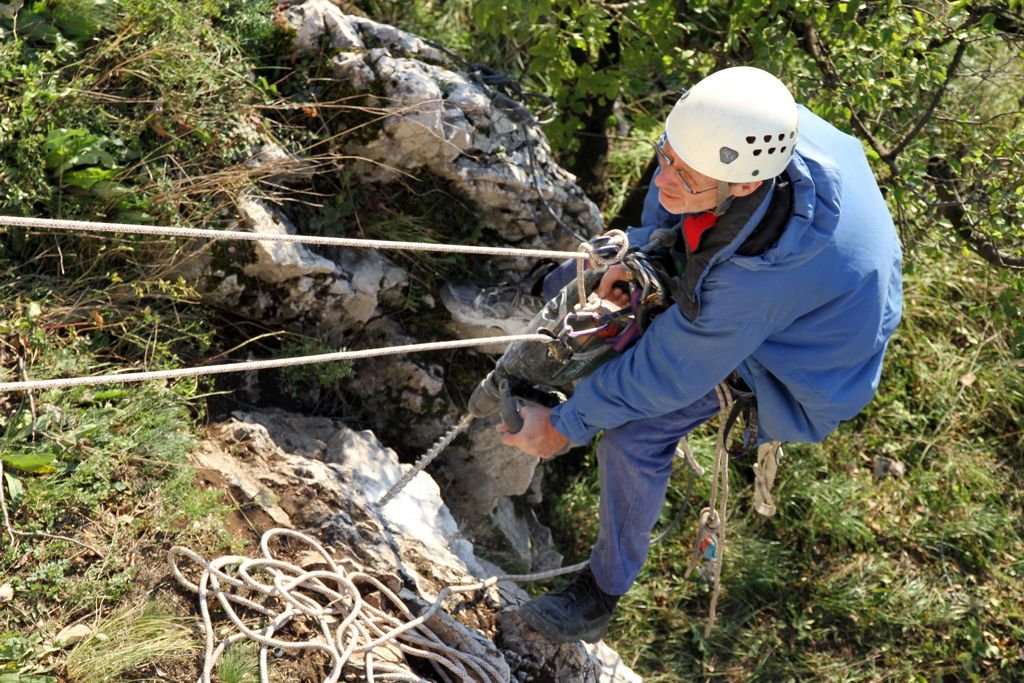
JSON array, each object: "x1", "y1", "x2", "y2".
[{"x1": 713, "y1": 181, "x2": 734, "y2": 216}]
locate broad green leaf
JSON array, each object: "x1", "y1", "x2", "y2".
[
  {"x1": 60, "y1": 166, "x2": 117, "y2": 190},
  {"x1": 0, "y1": 452, "x2": 56, "y2": 474},
  {"x1": 2, "y1": 471, "x2": 24, "y2": 503}
]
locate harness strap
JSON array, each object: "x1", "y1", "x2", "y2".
[
  {"x1": 719, "y1": 373, "x2": 782, "y2": 518},
  {"x1": 721, "y1": 372, "x2": 759, "y2": 453}
]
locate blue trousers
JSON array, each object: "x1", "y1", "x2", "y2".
[{"x1": 543, "y1": 260, "x2": 720, "y2": 595}]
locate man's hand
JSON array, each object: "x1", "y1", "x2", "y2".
[
  {"x1": 594, "y1": 264, "x2": 631, "y2": 309},
  {"x1": 497, "y1": 405, "x2": 570, "y2": 459}
]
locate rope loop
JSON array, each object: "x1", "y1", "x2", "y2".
[{"x1": 574, "y1": 229, "x2": 630, "y2": 309}]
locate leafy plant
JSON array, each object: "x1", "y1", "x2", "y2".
[{"x1": 0, "y1": 630, "x2": 58, "y2": 681}]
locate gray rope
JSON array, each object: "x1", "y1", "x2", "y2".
[
  {"x1": 0, "y1": 334, "x2": 552, "y2": 393},
  {"x1": 378, "y1": 414, "x2": 475, "y2": 507},
  {"x1": 683, "y1": 382, "x2": 734, "y2": 637},
  {"x1": 0, "y1": 215, "x2": 585, "y2": 262}
]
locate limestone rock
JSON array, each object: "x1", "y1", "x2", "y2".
[
  {"x1": 54, "y1": 623, "x2": 93, "y2": 647},
  {"x1": 281, "y1": 0, "x2": 603, "y2": 254},
  {"x1": 194, "y1": 196, "x2": 408, "y2": 345},
  {"x1": 238, "y1": 196, "x2": 336, "y2": 284}
]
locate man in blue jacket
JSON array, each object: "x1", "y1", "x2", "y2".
[{"x1": 499, "y1": 66, "x2": 904, "y2": 643}]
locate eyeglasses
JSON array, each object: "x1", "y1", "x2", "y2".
[{"x1": 648, "y1": 133, "x2": 717, "y2": 195}]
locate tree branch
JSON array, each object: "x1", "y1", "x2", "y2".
[
  {"x1": 888, "y1": 39, "x2": 967, "y2": 161},
  {"x1": 927, "y1": 156, "x2": 1024, "y2": 270},
  {"x1": 797, "y1": 19, "x2": 894, "y2": 166}
]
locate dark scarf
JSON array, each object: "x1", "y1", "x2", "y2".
[{"x1": 666, "y1": 173, "x2": 793, "y2": 320}]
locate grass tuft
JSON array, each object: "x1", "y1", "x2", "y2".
[{"x1": 63, "y1": 602, "x2": 198, "y2": 682}]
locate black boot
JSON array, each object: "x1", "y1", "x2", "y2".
[{"x1": 518, "y1": 567, "x2": 621, "y2": 643}]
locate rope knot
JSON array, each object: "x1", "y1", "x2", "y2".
[{"x1": 578, "y1": 229, "x2": 630, "y2": 269}]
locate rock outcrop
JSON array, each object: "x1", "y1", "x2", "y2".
[
  {"x1": 170, "y1": 2, "x2": 617, "y2": 670},
  {"x1": 283, "y1": 0, "x2": 603, "y2": 252},
  {"x1": 192, "y1": 408, "x2": 641, "y2": 682}
]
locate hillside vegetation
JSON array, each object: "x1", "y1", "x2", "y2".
[{"x1": 2, "y1": 1, "x2": 1023, "y2": 681}]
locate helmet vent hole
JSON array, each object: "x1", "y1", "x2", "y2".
[
  {"x1": 753, "y1": 149, "x2": 762, "y2": 156},
  {"x1": 763, "y1": 134, "x2": 772, "y2": 143},
  {"x1": 780, "y1": 146, "x2": 787, "y2": 153},
  {"x1": 789, "y1": 131, "x2": 796, "y2": 139},
  {"x1": 752, "y1": 169, "x2": 760, "y2": 177},
  {"x1": 746, "y1": 136, "x2": 756, "y2": 144},
  {"x1": 768, "y1": 147, "x2": 776, "y2": 154},
  {"x1": 778, "y1": 133, "x2": 785, "y2": 141}
]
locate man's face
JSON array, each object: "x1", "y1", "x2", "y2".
[{"x1": 653, "y1": 137, "x2": 721, "y2": 215}]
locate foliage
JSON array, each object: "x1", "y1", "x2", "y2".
[
  {"x1": 0, "y1": 0, "x2": 283, "y2": 225},
  {"x1": 0, "y1": 371, "x2": 234, "y2": 679},
  {"x1": 376, "y1": 0, "x2": 1024, "y2": 272},
  {"x1": 275, "y1": 335, "x2": 355, "y2": 408}
]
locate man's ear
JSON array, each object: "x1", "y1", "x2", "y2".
[{"x1": 730, "y1": 180, "x2": 764, "y2": 198}]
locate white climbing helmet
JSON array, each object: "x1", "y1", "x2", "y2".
[{"x1": 665, "y1": 66, "x2": 798, "y2": 183}]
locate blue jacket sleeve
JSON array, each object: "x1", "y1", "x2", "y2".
[{"x1": 550, "y1": 272, "x2": 771, "y2": 443}]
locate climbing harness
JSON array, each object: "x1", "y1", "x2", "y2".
[
  {"x1": 381, "y1": 229, "x2": 672, "y2": 505},
  {"x1": 465, "y1": 229, "x2": 671, "y2": 423}
]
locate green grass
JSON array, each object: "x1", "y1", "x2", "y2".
[
  {"x1": 63, "y1": 602, "x2": 198, "y2": 682},
  {"x1": 0, "y1": 257, "x2": 238, "y2": 682},
  {"x1": 216, "y1": 641, "x2": 260, "y2": 683}
]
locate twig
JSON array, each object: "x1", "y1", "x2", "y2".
[
  {"x1": 16, "y1": 354, "x2": 37, "y2": 429},
  {"x1": 888, "y1": 39, "x2": 967, "y2": 161},
  {"x1": 0, "y1": 461, "x2": 17, "y2": 548}
]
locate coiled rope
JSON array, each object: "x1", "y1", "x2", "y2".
[{"x1": 169, "y1": 528, "x2": 587, "y2": 683}]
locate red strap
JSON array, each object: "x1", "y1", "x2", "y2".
[{"x1": 683, "y1": 212, "x2": 719, "y2": 252}]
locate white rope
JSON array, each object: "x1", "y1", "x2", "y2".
[
  {"x1": 0, "y1": 334, "x2": 552, "y2": 393},
  {"x1": 169, "y1": 528, "x2": 587, "y2": 683},
  {"x1": 684, "y1": 382, "x2": 733, "y2": 637},
  {"x1": 0, "y1": 215, "x2": 586, "y2": 262},
  {"x1": 573, "y1": 228, "x2": 629, "y2": 309}
]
